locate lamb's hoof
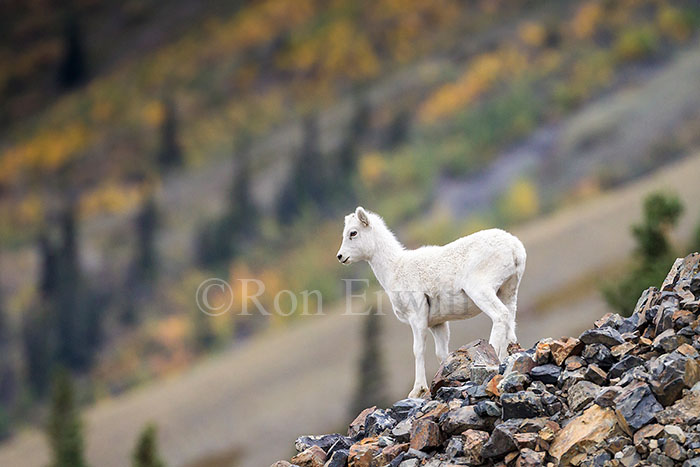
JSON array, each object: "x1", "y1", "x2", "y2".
[{"x1": 408, "y1": 386, "x2": 429, "y2": 399}]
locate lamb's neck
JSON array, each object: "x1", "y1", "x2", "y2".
[{"x1": 368, "y1": 244, "x2": 403, "y2": 291}]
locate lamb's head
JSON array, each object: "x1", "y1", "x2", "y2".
[{"x1": 337, "y1": 207, "x2": 375, "y2": 264}]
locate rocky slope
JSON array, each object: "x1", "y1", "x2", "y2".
[{"x1": 271, "y1": 253, "x2": 700, "y2": 467}]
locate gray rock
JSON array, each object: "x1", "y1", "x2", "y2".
[
  {"x1": 445, "y1": 436, "x2": 464, "y2": 458},
  {"x1": 608, "y1": 355, "x2": 645, "y2": 379},
  {"x1": 582, "y1": 343, "x2": 616, "y2": 369},
  {"x1": 391, "y1": 398, "x2": 426, "y2": 421},
  {"x1": 594, "y1": 386, "x2": 622, "y2": 408},
  {"x1": 615, "y1": 445, "x2": 641, "y2": 467},
  {"x1": 568, "y1": 380, "x2": 600, "y2": 412},
  {"x1": 440, "y1": 405, "x2": 490, "y2": 434},
  {"x1": 295, "y1": 434, "x2": 350, "y2": 453},
  {"x1": 500, "y1": 391, "x2": 544, "y2": 420},
  {"x1": 498, "y1": 371, "x2": 529, "y2": 393},
  {"x1": 324, "y1": 449, "x2": 349, "y2": 467},
  {"x1": 580, "y1": 327, "x2": 625, "y2": 346},
  {"x1": 474, "y1": 400, "x2": 501, "y2": 418},
  {"x1": 614, "y1": 381, "x2": 663, "y2": 430},
  {"x1": 365, "y1": 409, "x2": 397, "y2": 436},
  {"x1": 530, "y1": 364, "x2": 561, "y2": 385},
  {"x1": 480, "y1": 419, "x2": 519, "y2": 458}
]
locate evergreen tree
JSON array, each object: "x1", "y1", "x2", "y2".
[
  {"x1": 335, "y1": 98, "x2": 371, "y2": 207},
  {"x1": 48, "y1": 370, "x2": 87, "y2": 467},
  {"x1": 57, "y1": 13, "x2": 87, "y2": 89},
  {"x1": 132, "y1": 423, "x2": 165, "y2": 467},
  {"x1": 22, "y1": 303, "x2": 54, "y2": 397},
  {"x1": 603, "y1": 192, "x2": 684, "y2": 316},
  {"x1": 157, "y1": 99, "x2": 183, "y2": 170},
  {"x1": 276, "y1": 115, "x2": 327, "y2": 224},
  {"x1": 133, "y1": 195, "x2": 159, "y2": 283},
  {"x1": 196, "y1": 141, "x2": 256, "y2": 267},
  {"x1": 350, "y1": 309, "x2": 389, "y2": 416}
]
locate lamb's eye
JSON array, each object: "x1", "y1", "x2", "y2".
[{"x1": 350, "y1": 231, "x2": 358, "y2": 239}]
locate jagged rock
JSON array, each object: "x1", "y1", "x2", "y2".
[
  {"x1": 549, "y1": 405, "x2": 626, "y2": 464},
  {"x1": 663, "y1": 424, "x2": 686, "y2": 443},
  {"x1": 504, "y1": 352, "x2": 537, "y2": 375},
  {"x1": 444, "y1": 436, "x2": 464, "y2": 458},
  {"x1": 295, "y1": 434, "x2": 351, "y2": 454},
  {"x1": 582, "y1": 344, "x2": 616, "y2": 369},
  {"x1": 633, "y1": 423, "x2": 663, "y2": 445},
  {"x1": 656, "y1": 391, "x2": 700, "y2": 425},
  {"x1": 481, "y1": 419, "x2": 520, "y2": 458},
  {"x1": 530, "y1": 364, "x2": 561, "y2": 384},
  {"x1": 325, "y1": 449, "x2": 349, "y2": 467},
  {"x1": 568, "y1": 380, "x2": 600, "y2": 412},
  {"x1": 594, "y1": 386, "x2": 622, "y2": 408},
  {"x1": 535, "y1": 338, "x2": 553, "y2": 365},
  {"x1": 653, "y1": 328, "x2": 690, "y2": 353},
  {"x1": 498, "y1": 371, "x2": 529, "y2": 393},
  {"x1": 348, "y1": 438, "x2": 382, "y2": 467},
  {"x1": 348, "y1": 407, "x2": 377, "y2": 438},
  {"x1": 615, "y1": 445, "x2": 641, "y2": 467},
  {"x1": 611, "y1": 341, "x2": 637, "y2": 358},
  {"x1": 291, "y1": 445, "x2": 326, "y2": 467},
  {"x1": 365, "y1": 409, "x2": 396, "y2": 436},
  {"x1": 500, "y1": 391, "x2": 544, "y2": 420},
  {"x1": 648, "y1": 352, "x2": 700, "y2": 406},
  {"x1": 648, "y1": 450, "x2": 675, "y2": 467},
  {"x1": 391, "y1": 419, "x2": 412, "y2": 442},
  {"x1": 417, "y1": 401, "x2": 449, "y2": 422},
  {"x1": 409, "y1": 419, "x2": 440, "y2": 451},
  {"x1": 614, "y1": 381, "x2": 663, "y2": 430},
  {"x1": 435, "y1": 383, "x2": 472, "y2": 403},
  {"x1": 550, "y1": 337, "x2": 584, "y2": 366},
  {"x1": 580, "y1": 327, "x2": 625, "y2": 347},
  {"x1": 608, "y1": 354, "x2": 644, "y2": 379},
  {"x1": 475, "y1": 400, "x2": 501, "y2": 418},
  {"x1": 430, "y1": 339, "x2": 499, "y2": 395},
  {"x1": 664, "y1": 437, "x2": 685, "y2": 461},
  {"x1": 391, "y1": 399, "x2": 426, "y2": 422},
  {"x1": 581, "y1": 364, "x2": 606, "y2": 385},
  {"x1": 565, "y1": 355, "x2": 586, "y2": 370},
  {"x1": 515, "y1": 448, "x2": 545, "y2": 466},
  {"x1": 470, "y1": 365, "x2": 500, "y2": 385},
  {"x1": 462, "y1": 429, "x2": 489, "y2": 465},
  {"x1": 270, "y1": 462, "x2": 296, "y2": 467},
  {"x1": 595, "y1": 312, "x2": 624, "y2": 329},
  {"x1": 440, "y1": 405, "x2": 490, "y2": 434}
]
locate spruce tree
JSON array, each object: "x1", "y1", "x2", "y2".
[
  {"x1": 48, "y1": 370, "x2": 87, "y2": 467},
  {"x1": 157, "y1": 99, "x2": 183, "y2": 170},
  {"x1": 57, "y1": 13, "x2": 87, "y2": 89},
  {"x1": 134, "y1": 195, "x2": 159, "y2": 283},
  {"x1": 132, "y1": 423, "x2": 165, "y2": 467},
  {"x1": 350, "y1": 309, "x2": 389, "y2": 416},
  {"x1": 276, "y1": 114, "x2": 327, "y2": 224},
  {"x1": 603, "y1": 192, "x2": 684, "y2": 316},
  {"x1": 335, "y1": 98, "x2": 371, "y2": 207}
]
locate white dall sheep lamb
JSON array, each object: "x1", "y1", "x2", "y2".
[{"x1": 337, "y1": 207, "x2": 526, "y2": 398}]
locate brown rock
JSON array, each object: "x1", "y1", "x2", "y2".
[
  {"x1": 611, "y1": 341, "x2": 636, "y2": 358},
  {"x1": 535, "y1": 338, "x2": 553, "y2": 365},
  {"x1": 548, "y1": 405, "x2": 625, "y2": 464},
  {"x1": 409, "y1": 419, "x2": 441, "y2": 451},
  {"x1": 633, "y1": 423, "x2": 664, "y2": 445},
  {"x1": 584, "y1": 364, "x2": 607, "y2": 385},
  {"x1": 656, "y1": 390, "x2": 700, "y2": 425},
  {"x1": 348, "y1": 406, "x2": 376, "y2": 438},
  {"x1": 486, "y1": 374, "x2": 503, "y2": 397},
  {"x1": 677, "y1": 343, "x2": 698, "y2": 358},
  {"x1": 565, "y1": 355, "x2": 586, "y2": 370},
  {"x1": 291, "y1": 445, "x2": 326, "y2": 467},
  {"x1": 418, "y1": 402, "x2": 449, "y2": 422},
  {"x1": 664, "y1": 438, "x2": 684, "y2": 461},
  {"x1": 376, "y1": 443, "x2": 408, "y2": 465},
  {"x1": 462, "y1": 429, "x2": 490, "y2": 465},
  {"x1": 513, "y1": 432, "x2": 538, "y2": 450},
  {"x1": 431, "y1": 339, "x2": 499, "y2": 395},
  {"x1": 550, "y1": 337, "x2": 584, "y2": 366},
  {"x1": 348, "y1": 438, "x2": 381, "y2": 467},
  {"x1": 516, "y1": 448, "x2": 546, "y2": 467},
  {"x1": 270, "y1": 462, "x2": 295, "y2": 467}
]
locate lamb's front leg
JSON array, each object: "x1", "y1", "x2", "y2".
[{"x1": 408, "y1": 320, "x2": 429, "y2": 398}]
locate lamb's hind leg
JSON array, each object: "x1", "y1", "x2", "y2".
[
  {"x1": 497, "y1": 274, "x2": 520, "y2": 344},
  {"x1": 429, "y1": 322, "x2": 450, "y2": 364},
  {"x1": 463, "y1": 284, "x2": 512, "y2": 360}
]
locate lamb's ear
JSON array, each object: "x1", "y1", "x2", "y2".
[{"x1": 356, "y1": 207, "x2": 370, "y2": 227}]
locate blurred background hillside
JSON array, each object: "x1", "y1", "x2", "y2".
[{"x1": 1, "y1": 0, "x2": 700, "y2": 466}]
